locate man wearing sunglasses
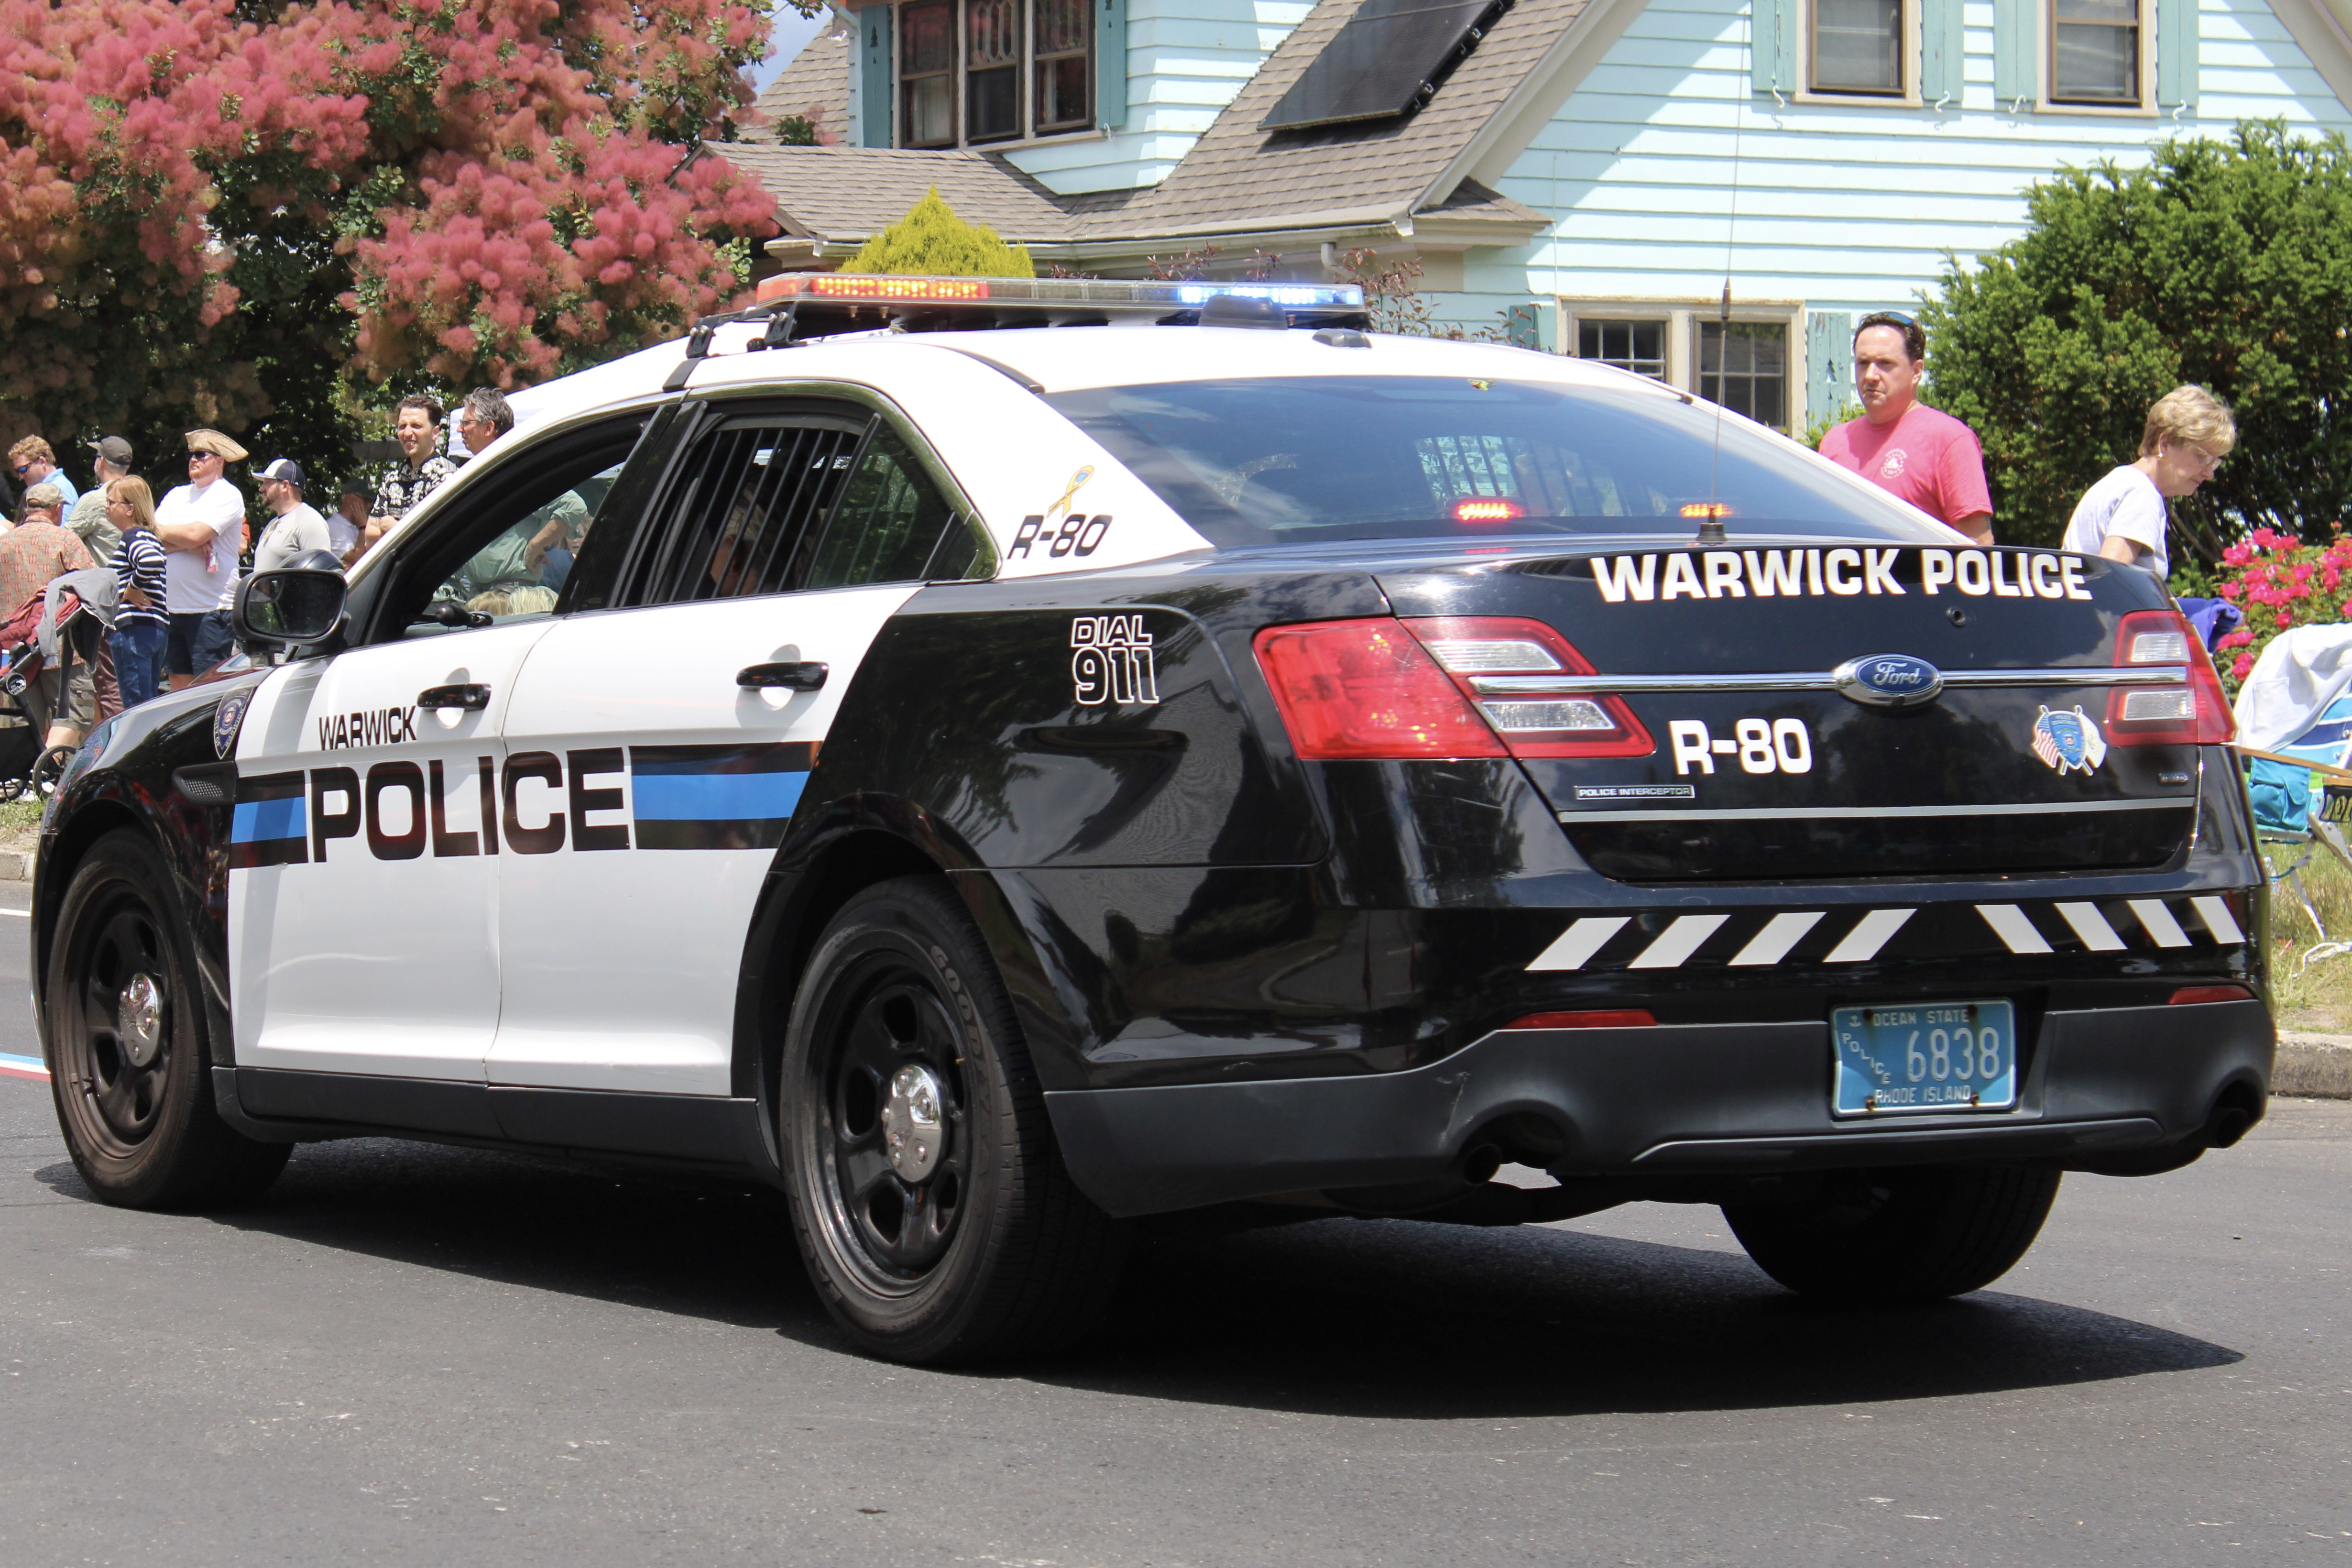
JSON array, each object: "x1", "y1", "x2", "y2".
[
  {"x1": 2062, "y1": 384, "x2": 2235, "y2": 581},
  {"x1": 153, "y1": 428, "x2": 250, "y2": 690},
  {"x1": 7, "y1": 436, "x2": 78, "y2": 515},
  {"x1": 1818, "y1": 312, "x2": 1994, "y2": 546}
]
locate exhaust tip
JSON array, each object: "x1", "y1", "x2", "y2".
[{"x1": 1460, "y1": 1143, "x2": 1504, "y2": 1185}]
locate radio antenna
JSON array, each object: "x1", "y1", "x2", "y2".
[{"x1": 1703, "y1": 7, "x2": 1754, "y2": 541}]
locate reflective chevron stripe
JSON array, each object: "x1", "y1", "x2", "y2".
[
  {"x1": 1977, "y1": 905, "x2": 2051, "y2": 954},
  {"x1": 1528, "y1": 894, "x2": 2250, "y2": 971},
  {"x1": 2191, "y1": 896, "x2": 2243, "y2": 943}
]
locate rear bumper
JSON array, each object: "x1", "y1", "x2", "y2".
[{"x1": 1044, "y1": 999, "x2": 2275, "y2": 1217}]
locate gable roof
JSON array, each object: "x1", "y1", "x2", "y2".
[
  {"x1": 1101, "y1": 0, "x2": 1586, "y2": 240},
  {"x1": 719, "y1": 0, "x2": 1568, "y2": 259},
  {"x1": 754, "y1": 18, "x2": 855, "y2": 144}
]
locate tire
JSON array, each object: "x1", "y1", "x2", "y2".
[
  {"x1": 1723, "y1": 1165, "x2": 2062, "y2": 1304},
  {"x1": 778, "y1": 875, "x2": 1125, "y2": 1364},
  {"x1": 45, "y1": 829, "x2": 290, "y2": 1208}
]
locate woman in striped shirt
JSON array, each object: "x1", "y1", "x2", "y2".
[{"x1": 105, "y1": 477, "x2": 170, "y2": 711}]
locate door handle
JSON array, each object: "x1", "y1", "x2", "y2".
[
  {"x1": 737, "y1": 661, "x2": 828, "y2": 692},
  {"x1": 417, "y1": 683, "x2": 492, "y2": 711}
]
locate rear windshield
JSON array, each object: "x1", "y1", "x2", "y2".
[{"x1": 1042, "y1": 375, "x2": 1952, "y2": 548}]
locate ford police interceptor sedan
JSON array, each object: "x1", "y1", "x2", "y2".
[{"x1": 31, "y1": 277, "x2": 2272, "y2": 1363}]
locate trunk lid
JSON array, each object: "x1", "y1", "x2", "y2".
[{"x1": 1377, "y1": 543, "x2": 2205, "y2": 882}]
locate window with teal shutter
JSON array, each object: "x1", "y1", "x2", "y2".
[
  {"x1": 1751, "y1": 0, "x2": 1796, "y2": 95},
  {"x1": 1805, "y1": 312, "x2": 1853, "y2": 433},
  {"x1": 1920, "y1": 0, "x2": 1964, "y2": 104},
  {"x1": 2156, "y1": 0, "x2": 2198, "y2": 108},
  {"x1": 862, "y1": 8, "x2": 894, "y2": 147},
  {"x1": 1095, "y1": 0, "x2": 1127, "y2": 129}
]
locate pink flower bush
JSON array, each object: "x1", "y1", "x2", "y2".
[
  {"x1": 2210, "y1": 526, "x2": 2352, "y2": 692},
  {"x1": 0, "y1": 0, "x2": 777, "y2": 434}
]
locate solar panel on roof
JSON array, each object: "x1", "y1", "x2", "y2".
[{"x1": 1259, "y1": 0, "x2": 1515, "y2": 132}]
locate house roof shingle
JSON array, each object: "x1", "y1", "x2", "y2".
[
  {"x1": 720, "y1": 0, "x2": 1582, "y2": 252},
  {"x1": 753, "y1": 19, "x2": 854, "y2": 144}
]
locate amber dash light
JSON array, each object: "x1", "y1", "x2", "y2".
[
  {"x1": 756, "y1": 274, "x2": 992, "y2": 304},
  {"x1": 1452, "y1": 497, "x2": 1524, "y2": 526},
  {"x1": 1504, "y1": 1009, "x2": 1657, "y2": 1029},
  {"x1": 1680, "y1": 502, "x2": 1732, "y2": 518}
]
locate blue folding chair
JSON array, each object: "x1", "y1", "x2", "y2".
[{"x1": 2243, "y1": 725, "x2": 2352, "y2": 972}]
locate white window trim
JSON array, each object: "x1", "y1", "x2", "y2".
[
  {"x1": 2037, "y1": 0, "x2": 2159, "y2": 115},
  {"x1": 1558, "y1": 297, "x2": 1808, "y2": 433},
  {"x1": 1794, "y1": 0, "x2": 1923, "y2": 107},
  {"x1": 893, "y1": 0, "x2": 1097, "y2": 151}
]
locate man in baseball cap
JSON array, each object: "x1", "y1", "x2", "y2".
[
  {"x1": 252, "y1": 458, "x2": 335, "y2": 574},
  {"x1": 65, "y1": 436, "x2": 133, "y2": 562}
]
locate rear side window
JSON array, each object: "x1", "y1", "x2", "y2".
[
  {"x1": 624, "y1": 417, "x2": 865, "y2": 606},
  {"x1": 803, "y1": 428, "x2": 985, "y2": 590},
  {"x1": 1043, "y1": 376, "x2": 1954, "y2": 548}
]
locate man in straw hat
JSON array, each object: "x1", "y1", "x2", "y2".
[{"x1": 154, "y1": 428, "x2": 250, "y2": 690}]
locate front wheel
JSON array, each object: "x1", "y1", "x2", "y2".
[
  {"x1": 46, "y1": 829, "x2": 289, "y2": 1207},
  {"x1": 1723, "y1": 1165, "x2": 2061, "y2": 1304},
  {"x1": 778, "y1": 875, "x2": 1124, "y2": 1364}
]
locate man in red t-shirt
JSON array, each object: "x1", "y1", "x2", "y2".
[{"x1": 1816, "y1": 312, "x2": 1994, "y2": 544}]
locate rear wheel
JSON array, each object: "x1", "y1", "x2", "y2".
[
  {"x1": 46, "y1": 830, "x2": 289, "y2": 1207},
  {"x1": 1723, "y1": 1165, "x2": 2061, "y2": 1304},
  {"x1": 779, "y1": 875, "x2": 1124, "y2": 1364}
]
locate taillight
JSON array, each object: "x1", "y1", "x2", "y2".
[
  {"x1": 1402, "y1": 616, "x2": 1656, "y2": 758},
  {"x1": 1503, "y1": 1009, "x2": 1656, "y2": 1029},
  {"x1": 2107, "y1": 610, "x2": 2234, "y2": 745},
  {"x1": 1252, "y1": 619, "x2": 1507, "y2": 760}
]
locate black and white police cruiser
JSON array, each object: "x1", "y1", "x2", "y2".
[{"x1": 31, "y1": 275, "x2": 2272, "y2": 1362}]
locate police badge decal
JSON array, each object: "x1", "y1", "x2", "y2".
[
  {"x1": 2030, "y1": 704, "x2": 2106, "y2": 776},
  {"x1": 213, "y1": 690, "x2": 252, "y2": 759}
]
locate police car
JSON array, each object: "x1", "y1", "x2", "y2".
[{"x1": 30, "y1": 276, "x2": 2272, "y2": 1364}]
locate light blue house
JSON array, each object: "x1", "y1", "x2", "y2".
[{"x1": 731, "y1": 0, "x2": 2352, "y2": 429}]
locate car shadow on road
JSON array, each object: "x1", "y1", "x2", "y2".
[
  {"x1": 1035, "y1": 1211, "x2": 2243, "y2": 1419},
  {"x1": 35, "y1": 1140, "x2": 2240, "y2": 1421}
]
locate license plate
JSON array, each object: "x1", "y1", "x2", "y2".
[{"x1": 1831, "y1": 1000, "x2": 2018, "y2": 1117}]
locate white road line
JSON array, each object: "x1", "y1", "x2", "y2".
[
  {"x1": 2191, "y1": 896, "x2": 2244, "y2": 944},
  {"x1": 1729, "y1": 911, "x2": 1824, "y2": 966},
  {"x1": 1825, "y1": 908, "x2": 1914, "y2": 963},
  {"x1": 1627, "y1": 914, "x2": 1731, "y2": 969},
  {"x1": 0, "y1": 908, "x2": 27, "y2": 918},
  {"x1": 2053, "y1": 902, "x2": 2127, "y2": 951},
  {"x1": 2129, "y1": 899, "x2": 2192, "y2": 948},
  {"x1": 1526, "y1": 916, "x2": 1630, "y2": 972},
  {"x1": 1976, "y1": 904, "x2": 2053, "y2": 955}
]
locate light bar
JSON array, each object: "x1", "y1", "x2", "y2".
[{"x1": 754, "y1": 272, "x2": 1365, "y2": 310}]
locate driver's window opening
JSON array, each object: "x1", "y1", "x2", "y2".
[{"x1": 413, "y1": 450, "x2": 632, "y2": 634}]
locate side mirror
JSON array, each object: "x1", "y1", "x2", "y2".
[{"x1": 234, "y1": 555, "x2": 348, "y2": 650}]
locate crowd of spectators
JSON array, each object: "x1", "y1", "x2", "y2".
[{"x1": 0, "y1": 390, "x2": 492, "y2": 761}]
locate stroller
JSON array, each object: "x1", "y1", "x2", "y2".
[{"x1": 0, "y1": 569, "x2": 116, "y2": 801}]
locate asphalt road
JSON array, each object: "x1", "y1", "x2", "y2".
[{"x1": 3, "y1": 874, "x2": 2348, "y2": 1567}]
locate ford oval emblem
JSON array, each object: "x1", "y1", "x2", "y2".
[{"x1": 1833, "y1": 653, "x2": 1944, "y2": 708}]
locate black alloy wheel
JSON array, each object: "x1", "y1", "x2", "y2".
[
  {"x1": 779, "y1": 875, "x2": 1124, "y2": 1364},
  {"x1": 47, "y1": 829, "x2": 289, "y2": 1207},
  {"x1": 819, "y1": 964, "x2": 971, "y2": 1285}
]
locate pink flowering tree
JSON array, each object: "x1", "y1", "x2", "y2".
[
  {"x1": 2210, "y1": 526, "x2": 2352, "y2": 688},
  {"x1": 0, "y1": 0, "x2": 781, "y2": 483}
]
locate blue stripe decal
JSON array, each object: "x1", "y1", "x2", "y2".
[
  {"x1": 232, "y1": 796, "x2": 306, "y2": 843},
  {"x1": 631, "y1": 771, "x2": 808, "y2": 822}
]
